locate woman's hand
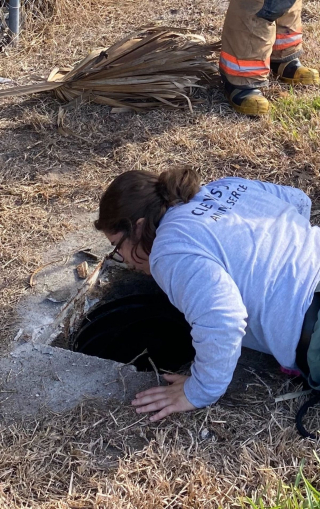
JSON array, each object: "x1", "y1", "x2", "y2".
[{"x1": 131, "y1": 373, "x2": 196, "y2": 422}]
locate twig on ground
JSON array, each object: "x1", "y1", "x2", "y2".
[
  {"x1": 244, "y1": 367, "x2": 273, "y2": 397},
  {"x1": 68, "y1": 471, "x2": 74, "y2": 496},
  {"x1": 117, "y1": 415, "x2": 147, "y2": 432},
  {"x1": 109, "y1": 410, "x2": 119, "y2": 426},
  {"x1": 118, "y1": 366, "x2": 127, "y2": 399},
  {"x1": 29, "y1": 258, "x2": 65, "y2": 287},
  {"x1": 148, "y1": 357, "x2": 160, "y2": 386},
  {"x1": 126, "y1": 348, "x2": 148, "y2": 366},
  {"x1": 2, "y1": 257, "x2": 18, "y2": 269}
]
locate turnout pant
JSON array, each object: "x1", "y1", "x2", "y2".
[{"x1": 220, "y1": 0, "x2": 303, "y2": 88}]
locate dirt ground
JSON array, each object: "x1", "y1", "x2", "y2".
[{"x1": 1, "y1": 0, "x2": 320, "y2": 507}]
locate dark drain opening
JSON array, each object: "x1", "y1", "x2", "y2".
[{"x1": 72, "y1": 294, "x2": 195, "y2": 372}]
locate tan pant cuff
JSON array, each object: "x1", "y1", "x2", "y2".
[
  {"x1": 271, "y1": 49, "x2": 303, "y2": 63},
  {"x1": 220, "y1": 72, "x2": 269, "y2": 89}
]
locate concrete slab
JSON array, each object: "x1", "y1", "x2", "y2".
[
  {"x1": 15, "y1": 211, "x2": 109, "y2": 346},
  {"x1": 0, "y1": 340, "x2": 284, "y2": 423},
  {"x1": 13, "y1": 211, "x2": 159, "y2": 350},
  {"x1": 0, "y1": 213, "x2": 170, "y2": 423},
  {"x1": 0, "y1": 343, "x2": 157, "y2": 421}
]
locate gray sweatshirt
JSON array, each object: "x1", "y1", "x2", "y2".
[{"x1": 149, "y1": 177, "x2": 320, "y2": 408}]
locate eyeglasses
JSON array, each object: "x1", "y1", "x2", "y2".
[{"x1": 108, "y1": 235, "x2": 126, "y2": 263}]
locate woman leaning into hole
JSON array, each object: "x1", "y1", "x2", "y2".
[{"x1": 95, "y1": 167, "x2": 320, "y2": 422}]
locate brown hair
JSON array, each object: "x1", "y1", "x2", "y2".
[{"x1": 95, "y1": 166, "x2": 200, "y2": 255}]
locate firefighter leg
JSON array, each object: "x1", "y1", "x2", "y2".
[
  {"x1": 220, "y1": 0, "x2": 273, "y2": 89},
  {"x1": 270, "y1": 0, "x2": 319, "y2": 84},
  {"x1": 220, "y1": 0, "x2": 274, "y2": 115}
]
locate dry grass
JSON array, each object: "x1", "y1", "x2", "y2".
[
  {"x1": 0, "y1": 385, "x2": 319, "y2": 509},
  {"x1": 1, "y1": 1, "x2": 320, "y2": 507}
]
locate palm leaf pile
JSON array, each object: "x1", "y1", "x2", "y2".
[{"x1": 0, "y1": 26, "x2": 221, "y2": 112}]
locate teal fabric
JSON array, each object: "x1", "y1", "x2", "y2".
[{"x1": 307, "y1": 282, "x2": 320, "y2": 389}]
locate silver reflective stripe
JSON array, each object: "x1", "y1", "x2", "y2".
[
  {"x1": 274, "y1": 34, "x2": 302, "y2": 46},
  {"x1": 219, "y1": 55, "x2": 269, "y2": 73}
]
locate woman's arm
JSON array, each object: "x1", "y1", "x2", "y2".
[{"x1": 132, "y1": 253, "x2": 248, "y2": 420}]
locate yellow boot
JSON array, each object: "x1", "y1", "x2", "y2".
[
  {"x1": 224, "y1": 82, "x2": 269, "y2": 116},
  {"x1": 271, "y1": 59, "x2": 320, "y2": 85}
]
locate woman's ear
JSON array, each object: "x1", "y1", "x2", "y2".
[{"x1": 135, "y1": 218, "x2": 145, "y2": 238}]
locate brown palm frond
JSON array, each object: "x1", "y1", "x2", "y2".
[{"x1": 0, "y1": 26, "x2": 221, "y2": 112}]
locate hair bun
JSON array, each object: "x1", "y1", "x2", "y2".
[{"x1": 156, "y1": 166, "x2": 200, "y2": 206}]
